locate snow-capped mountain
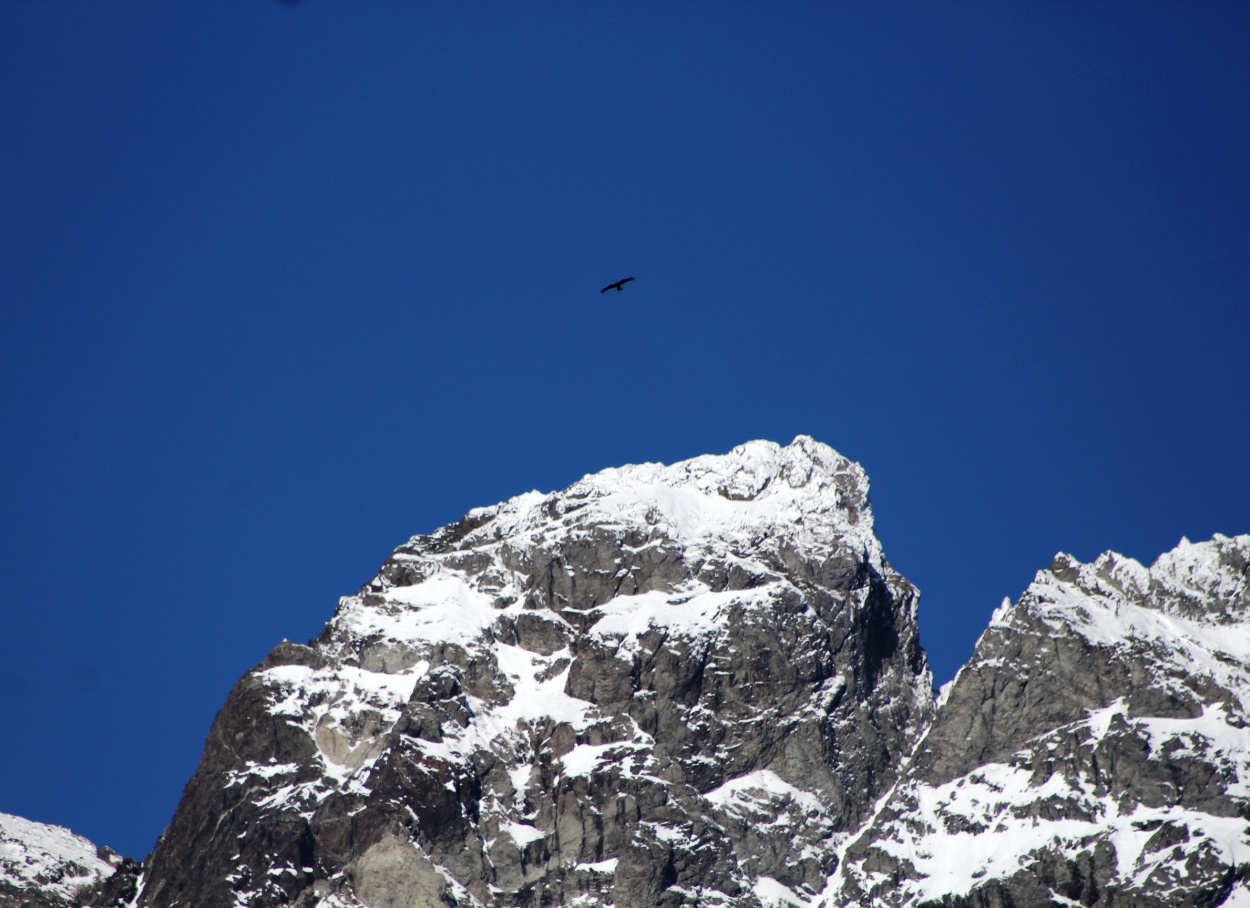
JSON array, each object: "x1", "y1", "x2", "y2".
[
  {"x1": 0, "y1": 811, "x2": 121, "y2": 908},
  {"x1": 832, "y1": 533, "x2": 1250, "y2": 907},
  {"x1": 4, "y1": 438, "x2": 1247, "y2": 908},
  {"x1": 137, "y1": 437, "x2": 932, "y2": 908}
]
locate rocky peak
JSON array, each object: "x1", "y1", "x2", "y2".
[
  {"x1": 833, "y1": 533, "x2": 1250, "y2": 907},
  {"x1": 1040, "y1": 533, "x2": 1250, "y2": 624},
  {"x1": 136, "y1": 437, "x2": 931, "y2": 908},
  {"x1": 992, "y1": 533, "x2": 1250, "y2": 721},
  {"x1": 0, "y1": 812, "x2": 122, "y2": 908},
  {"x1": 466, "y1": 435, "x2": 870, "y2": 541},
  {"x1": 370, "y1": 435, "x2": 880, "y2": 600}
]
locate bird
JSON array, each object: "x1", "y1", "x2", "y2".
[{"x1": 600, "y1": 277, "x2": 635, "y2": 294}]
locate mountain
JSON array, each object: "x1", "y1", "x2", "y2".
[
  {"x1": 832, "y1": 533, "x2": 1250, "y2": 907},
  {"x1": 3, "y1": 438, "x2": 1247, "y2": 907},
  {"x1": 0, "y1": 811, "x2": 122, "y2": 908},
  {"x1": 137, "y1": 436, "x2": 932, "y2": 908}
]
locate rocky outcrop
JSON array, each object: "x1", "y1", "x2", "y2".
[
  {"x1": 136, "y1": 437, "x2": 933, "y2": 908},
  {"x1": 0, "y1": 812, "x2": 122, "y2": 908},
  {"x1": 830, "y1": 533, "x2": 1250, "y2": 908}
]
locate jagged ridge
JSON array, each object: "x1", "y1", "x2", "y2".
[
  {"x1": 6, "y1": 441, "x2": 1246, "y2": 908},
  {"x1": 832, "y1": 533, "x2": 1250, "y2": 908}
]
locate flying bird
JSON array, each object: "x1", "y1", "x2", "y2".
[{"x1": 600, "y1": 277, "x2": 635, "y2": 294}]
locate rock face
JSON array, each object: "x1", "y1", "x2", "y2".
[
  {"x1": 831, "y1": 533, "x2": 1250, "y2": 907},
  {"x1": 0, "y1": 811, "x2": 121, "y2": 908},
  {"x1": 136, "y1": 437, "x2": 933, "y2": 908}
]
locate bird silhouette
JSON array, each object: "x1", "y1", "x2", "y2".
[{"x1": 600, "y1": 277, "x2": 635, "y2": 293}]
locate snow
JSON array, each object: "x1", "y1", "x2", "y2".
[
  {"x1": 559, "y1": 740, "x2": 656, "y2": 781},
  {"x1": 752, "y1": 876, "x2": 808, "y2": 907},
  {"x1": 703, "y1": 769, "x2": 827, "y2": 818},
  {"x1": 1126, "y1": 705, "x2": 1250, "y2": 797},
  {"x1": 862, "y1": 760, "x2": 1250, "y2": 904},
  {"x1": 499, "y1": 822, "x2": 544, "y2": 847},
  {"x1": 264, "y1": 664, "x2": 419, "y2": 716},
  {"x1": 644, "y1": 822, "x2": 692, "y2": 845},
  {"x1": 1139, "y1": 701, "x2": 1249, "y2": 751},
  {"x1": 1084, "y1": 698, "x2": 1125, "y2": 742},
  {"x1": 1047, "y1": 892, "x2": 1087, "y2": 907},
  {"x1": 1152, "y1": 534, "x2": 1250, "y2": 605},
  {"x1": 488, "y1": 644, "x2": 591, "y2": 726},
  {"x1": 561, "y1": 742, "x2": 621, "y2": 777},
  {"x1": 986, "y1": 596, "x2": 1014, "y2": 629},
  {"x1": 574, "y1": 858, "x2": 618, "y2": 874},
  {"x1": 507, "y1": 764, "x2": 531, "y2": 806},
  {"x1": 408, "y1": 640, "x2": 606, "y2": 778},
  {"x1": 344, "y1": 570, "x2": 499, "y2": 649},
  {"x1": 218, "y1": 658, "x2": 428, "y2": 818},
  {"x1": 0, "y1": 811, "x2": 118, "y2": 901},
  {"x1": 588, "y1": 582, "x2": 785, "y2": 656},
  {"x1": 426, "y1": 436, "x2": 881, "y2": 570}
]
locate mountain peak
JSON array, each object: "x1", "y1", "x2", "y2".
[
  {"x1": 136, "y1": 436, "x2": 931, "y2": 908},
  {"x1": 835, "y1": 531, "x2": 1250, "y2": 907},
  {"x1": 410, "y1": 436, "x2": 877, "y2": 582},
  {"x1": 1026, "y1": 533, "x2": 1250, "y2": 625}
]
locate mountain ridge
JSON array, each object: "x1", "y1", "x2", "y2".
[
  {"x1": 4, "y1": 438, "x2": 1247, "y2": 908},
  {"x1": 833, "y1": 531, "x2": 1250, "y2": 907}
]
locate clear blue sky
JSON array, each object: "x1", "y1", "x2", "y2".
[{"x1": 2, "y1": 2, "x2": 1247, "y2": 861}]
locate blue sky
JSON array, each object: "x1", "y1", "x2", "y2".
[{"x1": 2, "y1": 2, "x2": 1248, "y2": 861}]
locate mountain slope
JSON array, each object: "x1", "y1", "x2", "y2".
[
  {"x1": 137, "y1": 437, "x2": 933, "y2": 908},
  {"x1": 0, "y1": 811, "x2": 121, "y2": 908},
  {"x1": 831, "y1": 533, "x2": 1250, "y2": 907}
]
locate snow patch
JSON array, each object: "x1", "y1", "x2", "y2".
[
  {"x1": 0, "y1": 811, "x2": 118, "y2": 903},
  {"x1": 589, "y1": 582, "x2": 783, "y2": 655},
  {"x1": 575, "y1": 858, "x2": 619, "y2": 874},
  {"x1": 704, "y1": 769, "x2": 827, "y2": 817},
  {"x1": 753, "y1": 876, "x2": 808, "y2": 907}
]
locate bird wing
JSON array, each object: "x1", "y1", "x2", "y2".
[{"x1": 599, "y1": 277, "x2": 635, "y2": 293}]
